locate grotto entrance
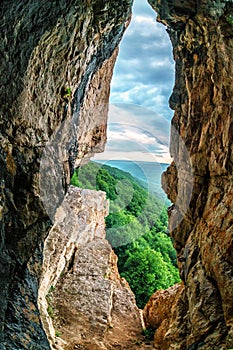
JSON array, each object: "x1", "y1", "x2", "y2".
[
  {"x1": 89, "y1": 0, "x2": 179, "y2": 310},
  {"x1": 38, "y1": 0, "x2": 180, "y2": 348}
]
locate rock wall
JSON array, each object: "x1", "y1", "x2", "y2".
[
  {"x1": 0, "y1": 1, "x2": 132, "y2": 348},
  {"x1": 143, "y1": 283, "x2": 184, "y2": 350},
  {"x1": 2, "y1": 0, "x2": 233, "y2": 349},
  {"x1": 144, "y1": 1, "x2": 233, "y2": 349},
  {"x1": 38, "y1": 186, "x2": 152, "y2": 350}
]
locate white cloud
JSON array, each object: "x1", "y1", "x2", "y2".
[
  {"x1": 110, "y1": 83, "x2": 172, "y2": 119},
  {"x1": 100, "y1": 0, "x2": 175, "y2": 164},
  {"x1": 108, "y1": 127, "x2": 157, "y2": 145},
  {"x1": 92, "y1": 104, "x2": 171, "y2": 163},
  {"x1": 93, "y1": 151, "x2": 171, "y2": 164},
  {"x1": 110, "y1": 0, "x2": 174, "y2": 120}
]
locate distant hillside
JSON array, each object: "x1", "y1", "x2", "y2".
[
  {"x1": 71, "y1": 161, "x2": 180, "y2": 308},
  {"x1": 95, "y1": 159, "x2": 170, "y2": 203}
]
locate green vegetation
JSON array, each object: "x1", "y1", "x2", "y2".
[
  {"x1": 48, "y1": 285, "x2": 55, "y2": 293},
  {"x1": 71, "y1": 161, "x2": 180, "y2": 308},
  {"x1": 227, "y1": 14, "x2": 233, "y2": 26},
  {"x1": 61, "y1": 86, "x2": 72, "y2": 99},
  {"x1": 46, "y1": 285, "x2": 55, "y2": 319},
  {"x1": 142, "y1": 326, "x2": 155, "y2": 341},
  {"x1": 55, "y1": 330, "x2": 61, "y2": 337},
  {"x1": 47, "y1": 304, "x2": 54, "y2": 319}
]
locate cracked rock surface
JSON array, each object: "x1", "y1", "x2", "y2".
[
  {"x1": 39, "y1": 186, "x2": 153, "y2": 350},
  {"x1": 144, "y1": 1, "x2": 233, "y2": 349},
  {"x1": 0, "y1": 0, "x2": 132, "y2": 348}
]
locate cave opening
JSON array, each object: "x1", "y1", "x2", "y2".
[
  {"x1": 72, "y1": 0, "x2": 180, "y2": 310},
  {"x1": 5, "y1": 0, "x2": 233, "y2": 348},
  {"x1": 37, "y1": 0, "x2": 181, "y2": 347}
]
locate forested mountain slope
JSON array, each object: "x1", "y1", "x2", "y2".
[{"x1": 71, "y1": 161, "x2": 180, "y2": 308}]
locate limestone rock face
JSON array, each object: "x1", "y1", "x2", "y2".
[
  {"x1": 143, "y1": 283, "x2": 184, "y2": 350},
  {"x1": 0, "y1": 1, "x2": 132, "y2": 348},
  {"x1": 39, "y1": 186, "x2": 153, "y2": 350},
  {"x1": 145, "y1": 0, "x2": 233, "y2": 349}
]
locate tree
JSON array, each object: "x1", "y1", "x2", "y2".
[
  {"x1": 121, "y1": 245, "x2": 178, "y2": 308},
  {"x1": 71, "y1": 161, "x2": 180, "y2": 308}
]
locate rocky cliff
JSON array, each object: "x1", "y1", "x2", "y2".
[
  {"x1": 0, "y1": 1, "x2": 132, "y2": 348},
  {"x1": 143, "y1": 0, "x2": 233, "y2": 349},
  {"x1": 38, "y1": 186, "x2": 153, "y2": 350}
]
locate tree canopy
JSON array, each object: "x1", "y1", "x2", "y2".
[{"x1": 71, "y1": 161, "x2": 180, "y2": 308}]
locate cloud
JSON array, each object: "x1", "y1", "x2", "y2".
[
  {"x1": 110, "y1": 0, "x2": 174, "y2": 120},
  {"x1": 110, "y1": 84, "x2": 171, "y2": 119},
  {"x1": 108, "y1": 127, "x2": 156, "y2": 146},
  {"x1": 107, "y1": 125, "x2": 160, "y2": 153},
  {"x1": 93, "y1": 104, "x2": 171, "y2": 164},
  {"x1": 93, "y1": 151, "x2": 171, "y2": 164},
  {"x1": 93, "y1": 0, "x2": 175, "y2": 164},
  {"x1": 108, "y1": 104, "x2": 170, "y2": 145}
]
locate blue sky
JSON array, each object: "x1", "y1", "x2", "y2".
[{"x1": 93, "y1": 0, "x2": 175, "y2": 163}]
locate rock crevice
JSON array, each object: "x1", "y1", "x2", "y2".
[
  {"x1": 0, "y1": 1, "x2": 132, "y2": 348},
  {"x1": 39, "y1": 186, "x2": 152, "y2": 350},
  {"x1": 144, "y1": 1, "x2": 233, "y2": 349}
]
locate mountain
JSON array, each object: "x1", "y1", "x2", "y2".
[
  {"x1": 94, "y1": 160, "x2": 170, "y2": 202},
  {"x1": 71, "y1": 161, "x2": 180, "y2": 308}
]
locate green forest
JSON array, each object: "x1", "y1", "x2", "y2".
[{"x1": 71, "y1": 161, "x2": 180, "y2": 308}]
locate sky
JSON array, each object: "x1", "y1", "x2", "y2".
[{"x1": 93, "y1": 0, "x2": 175, "y2": 164}]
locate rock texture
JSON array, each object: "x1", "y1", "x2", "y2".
[
  {"x1": 39, "y1": 186, "x2": 152, "y2": 350},
  {"x1": 145, "y1": 0, "x2": 233, "y2": 349},
  {"x1": 0, "y1": 1, "x2": 132, "y2": 348},
  {"x1": 143, "y1": 283, "x2": 184, "y2": 350},
  {"x1": 2, "y1": 0, "x2": 233, "y2": 349}
]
